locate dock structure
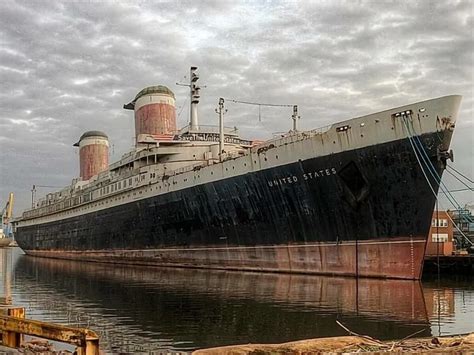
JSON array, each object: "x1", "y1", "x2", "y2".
[
  {"x1": 424, "y1": 254, "x2": 474, "y2": 274},
  {"x1": 422, "y1": 210, "x2": 474, "y2": 275},
  {"x1": 0, "y1": 306, "x2": 99, "y2": 354}
]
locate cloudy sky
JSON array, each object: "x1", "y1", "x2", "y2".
[{"x1": 0, "y1": 0, "x2": 472, "y2": 213}]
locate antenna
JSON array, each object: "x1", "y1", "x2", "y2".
[
  {"x1": 215, "y1": 98, "x2": 228, "y2": 161},
  {"x1": 31, "y1": 185, "x2": 36, "y2": 208}
]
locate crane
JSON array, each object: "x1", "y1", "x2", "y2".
[{"x1": 1, "y1": 193, "x2": 14, "y2": 239}]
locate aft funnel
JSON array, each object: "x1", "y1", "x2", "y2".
[{"x1": 74, "y1": 131, "x2": 109, "y2": 181}]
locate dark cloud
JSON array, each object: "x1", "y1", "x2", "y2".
[{"x1": 0, "y1": 0, "x2": 472, "y2": 212}]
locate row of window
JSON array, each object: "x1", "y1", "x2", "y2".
[
  {"x1": 100, "y1": 178, "x2": 133, "y2": 195},
  {"x1": 432, "y1": 218, "x2": 448, "y2": 227},
  {"x1": 432, "y1": 233, "x2": 448, "y2": 242},
  {"x1": 98, "y1": 172, "x2": 161, "y2": 197}
]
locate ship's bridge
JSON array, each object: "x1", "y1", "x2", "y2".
[{"x1": 108, "y1": 123, "x2": 254, "y2": 179}]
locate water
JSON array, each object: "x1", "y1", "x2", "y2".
[{"x1": 1, "y1": 248, "x2": 473, "y2": 353}]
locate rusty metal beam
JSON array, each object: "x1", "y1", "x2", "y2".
[
  {"x1": 1, "y1": 308, "x2": 25, "y2": 348},
  {"x1": 0, "y1": 311, "x2": 99, "y2": 354}
]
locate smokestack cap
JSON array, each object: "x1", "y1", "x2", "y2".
[
  {"x1": 74, "y1": 130, "x2": 108, "y2": 146},
  {"x1": 124, "y1": 85, "x2": 175, "y2": 110}
]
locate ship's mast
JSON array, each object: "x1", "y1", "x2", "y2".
[
  {"x1": 215, "y1": 98, "x2": 227, "y2": 161},
  {"x1": 291, "y1": 105, "x2": 300, "y2": 131},
  {"x1": 190, "y1": 66, "x2": 200, "y2": 131}
]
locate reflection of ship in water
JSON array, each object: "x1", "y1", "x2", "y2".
[{"x1": 13, "y1": 253, "x2": 431, "y2": 352}]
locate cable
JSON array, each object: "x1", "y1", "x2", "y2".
[
  {"x1": 444, "y1": 168, "x2": 474, "y2": 191},
  {"x1": 447, "y1": 165, "x2": 474, "y2": 184},
  {"x1": 408, "y1": 121, "x2": 473, "y2": 223},
  {"x1": 224, "y1": 98, "x2": 294, "y2": 108},
  {"x1": 34, "y1": 185, "x2": 64, "y2": 189},
  {"x1": 177, "y1": 98, "x2": 188, "y2": 119},
  {"x1": 401, "y1": 117, "x2": 437, "y2": 197},
  {"x1": 401, "y1": 116, "x2": 473, "y2": 246},
  {"x1": 225, "y1": 98, "x2": 295, "y2": 123},
  {"x1": 403, "y1": 117, "x2": 462, "y2": 212},
  {"x1": 439, "y1": 188, "x2": 474, "y2": 194}
]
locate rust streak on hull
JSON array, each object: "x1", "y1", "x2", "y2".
[{"x1": 25, "y1": 237, "x2": 426, "y2": 280}]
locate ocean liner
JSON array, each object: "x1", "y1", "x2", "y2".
[{"x1": 13, "y1": 67, "x2": 462, "y2": 279}]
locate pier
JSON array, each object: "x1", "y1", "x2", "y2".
[{"x1": 0, "y1": 306, "x2": 99, "y2": 354}]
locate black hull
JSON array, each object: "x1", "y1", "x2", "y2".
[{"x1": 16, "y1": 132, "x2": 446, "y2": 279}]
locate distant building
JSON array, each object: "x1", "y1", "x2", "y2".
[{"x1": 425, "y1": 211, "x2": 454, "y2": 256}]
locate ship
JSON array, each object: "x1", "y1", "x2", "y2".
[{"x1": 12, "y1": 67, "x2": 462, "y2": 279}]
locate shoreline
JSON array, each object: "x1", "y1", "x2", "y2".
[{"x1": 193, "y1": 332, "x2": 474, "y2": 354}]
